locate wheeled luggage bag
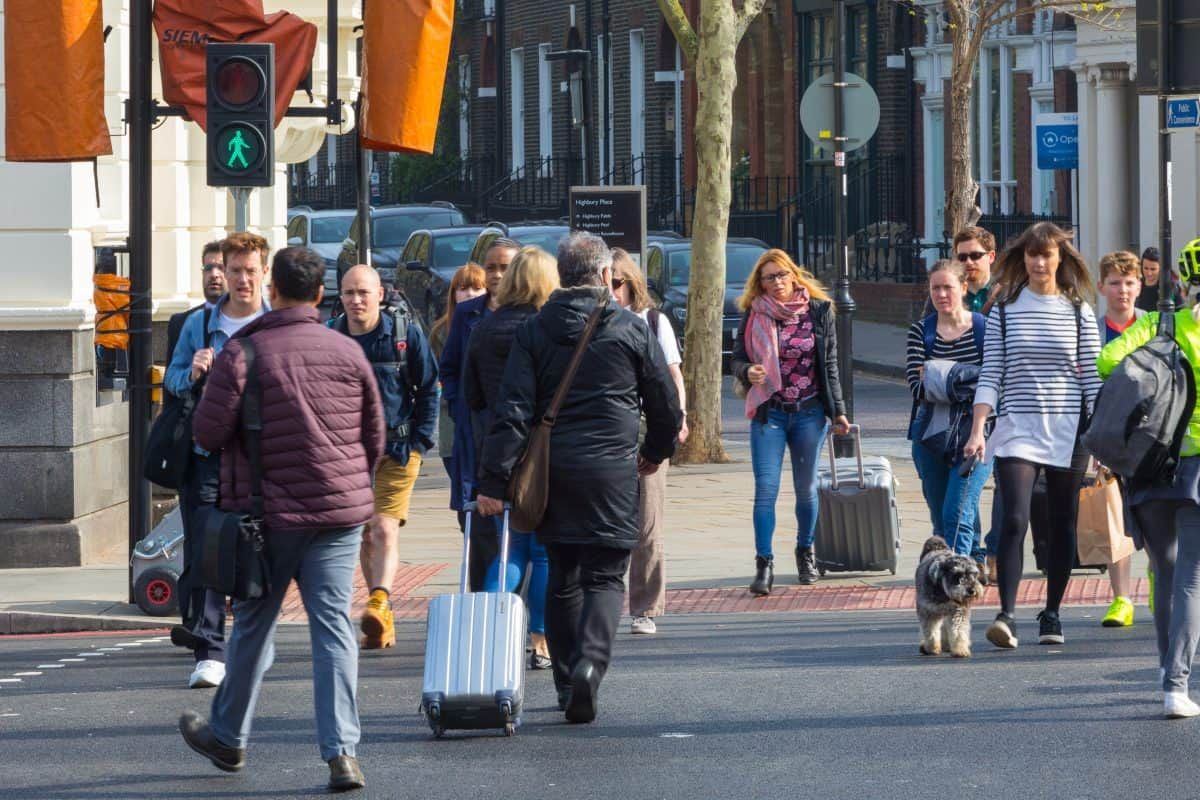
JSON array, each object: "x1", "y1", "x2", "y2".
[
  {"x1": 813, "y1": 425, "x2": 901, "y2": 575},
  {"x1": 420, "y1": 502, "x2": 526, "y2": 737}
]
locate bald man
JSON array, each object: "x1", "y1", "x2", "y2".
[{"x1": 330, "y1": 265, "x2": 439, "y2": 649}]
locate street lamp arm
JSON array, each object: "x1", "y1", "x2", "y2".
[{"x1": 656, "y1": 0, "x2": 698, "y2": 64}]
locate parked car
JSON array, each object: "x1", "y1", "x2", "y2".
[
  {"x1": 286, "y1": 208, "x2": 356, "y2": 298},
  {"x1": 397, "y1": 225, "x2": 488, "y2": 330},
  {"x1": 468, "y1": 222, "x2": 570, "y2": 265},
  {"x1": 335, "y1": 202, "x2": 465, "y2": 291},
  {"x1": 644, "y1": 237, "x2": 769, "y2": 362}
]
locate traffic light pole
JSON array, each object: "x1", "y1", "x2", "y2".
[
  {"x1": 832, "y1": 0, "x2": 856, "y2": 450},
  {"x1": 232, "y1": 188, "x2": 251, "y2": 233},
  {"x1": 1158, "y1": 0, "x2": 1175, "y2": 317},
  {"x1": 127, "y1": 0, "x2": 153, "y2": 603}
]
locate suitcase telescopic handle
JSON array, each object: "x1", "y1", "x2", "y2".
[
  {"x1": 826, "y1": 424, "x2": 865, "y2": 491},
  {"x1": 459, "y1": 501, "x2": 514, "y2": 594}
]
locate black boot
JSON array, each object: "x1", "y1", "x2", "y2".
[
  {"x1": 748, "y1": 556, "x2": 774, "y2": 596},
  {"x1": 796, "y1": 546, "x2": 818, "y2": 585}
]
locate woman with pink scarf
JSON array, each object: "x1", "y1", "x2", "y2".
[{"x1": 731, "y1": 249, "x2": 850, "y2": 595}]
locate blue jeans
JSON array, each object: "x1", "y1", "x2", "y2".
[
  {"x1": 750, "y1": 403, "x2": 829, "y2": 558},
  {"x1": 484, "y1": 519, "x2": 548, "y2": 635},
  {"x1": 210, "y1": 525, "x2": 363, "y2": 762},
  {"x1": 911, "y1": 441, "x2": 993, "y2": 558}
]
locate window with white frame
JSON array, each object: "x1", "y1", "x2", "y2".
[
  {"x1": 538, "y1": 44, "x2": 554, "y2": 174},
  {"x1": 629, "y1": 30, "x2": 646, "y2": 177},
  {"x1": 459, "y1": 55, "x2": 471, "y2": 164},
  {"x1": 597, "y1": 34, "x2": 614, "y2": 183},
  {"x1": 510, "y1": 48, "x2": 525, "y2": 173},
  {"x1": 976, "y1": 45, "x2": 1017, "y2": 215}
]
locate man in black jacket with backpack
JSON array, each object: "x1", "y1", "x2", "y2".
[{"x1": 475, "y1": 231, "x2": 682, "y2": 724}]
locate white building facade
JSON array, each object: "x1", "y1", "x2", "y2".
[{"x1": 0, "y1": 1, "x2": 360, "y2": 567}]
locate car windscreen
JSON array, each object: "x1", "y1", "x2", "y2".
[
  {"x1": 513, "y1": 229, "x2": 568, "y2": 255},
  {"x1": 667, "y1": 244, "x2": 766, "y2": 286},
  {"x1": 433, "y1": 233, "x2": 481, "y2": 268},
  {"x1": 372, "y1": 211, "x2": 463, "y2": 247},
  {"x1": 310, "y1": 215, "x2": 354, "y2": 243}
]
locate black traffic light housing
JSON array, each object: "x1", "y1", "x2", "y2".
[
  {"x1": 1137, "y1": 0, "x2": 1200, "y2": 94},
  {"x1": 206, "y1": 42, "x2": 275, "y2": 187}
]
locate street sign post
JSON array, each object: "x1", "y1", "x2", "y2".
[
  {"x1": 568, "y1": 185, "x2": 648, "y2": 265},
  {"x1": 1035, "y1": 113, "x2": 1079, "y2": 170},
  {"x1": 1167, "y1": 98, "x2": 1200, "y2": 128}
]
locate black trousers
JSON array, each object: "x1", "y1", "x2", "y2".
[
  {"x1": 178, "y1": 451, "x2": 228, "y2": 663},
  {"x1": 544, "y1": 542, "x2": 632, "y2": 692}
]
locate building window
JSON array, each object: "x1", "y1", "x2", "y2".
[
  {"x1": 481, "y1": 35, "x2": 496, "y2": 89},
  {"x1": 510, "y1": 48, "x2": 525, "y2": 172},
  {"x1": 538, "y1": 44, "x2": 554, "y2": 172},
  {"x1": 801, "y1": 8, "x2": 870, "y2": 164},
  {"x1": 458, "y1": 55, "x2": 471, "y2": 163},
  {"x1": 597, "y1": 33, "x2": 614, "y2": 183},
  {"x1": 629, "y1": 30, "x2": 646, "y2": 176}
]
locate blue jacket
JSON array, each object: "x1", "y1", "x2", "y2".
[
  {"x1": 329, "y1": 310, "x2": 439, "y2": 466},
  {"x1": 165, "y1": 294, "x2": 270, "y2": 397},
  {"x1": 438, "y1": 293, "x2": 491, "y2": 509}
]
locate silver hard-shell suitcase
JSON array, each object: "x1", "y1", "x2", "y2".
[
  {"x1": 813, "y1": 425, "x2": 901, "y2": 575},
  {"x1": 420, "y1": 502, "x2": 526, "y2": 737}
]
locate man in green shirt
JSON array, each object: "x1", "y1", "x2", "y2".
[{"x1": 953, "y1": 225, "x2": 998, "y2": 313}]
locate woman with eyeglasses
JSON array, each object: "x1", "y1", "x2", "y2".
[
  {"x1": 731, "y1": 249, "x2": 851, "y2": 595},
  {"x1": 610, "y1": 249, "x2": 688, "y2": 635},
  {"x1": 962, "y1": 222, "x2": 1101, "y2": 650}
]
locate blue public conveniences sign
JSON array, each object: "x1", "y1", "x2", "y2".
[
  {"x1": 1035, "y1": 112, "x2": 1079, "y2": 170},
  {"x1": 1167, "y1": 98, "x2": 1200, "y2": 128}
]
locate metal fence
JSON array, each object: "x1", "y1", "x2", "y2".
[{"x1": 978, "y1": 213, "x2": 1073, "y2": 251}]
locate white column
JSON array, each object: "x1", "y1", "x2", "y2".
[
  {"x1": 922, "y1": 92, "x2": 945, "y2": 243},
  {"x1": 1137, "y1": 94, "x2": 1160, "y2": 249},
  {"x1": 999, "y1": 46, "x2": 1013, "y2": 214},
  {"x1": 1075, "y1": 66, "x2": 1098, "y2": 261},
  {"x1": 978, "y1": 48, "x2": 992, "y2": 213},
  {"x1": 1093, "y1": 65, "x2": 1132, "y2": 259}
]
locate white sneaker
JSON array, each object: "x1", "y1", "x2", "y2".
[
  {"x1": 631, "y1": 616, "x2": 657, "y2": 635},
  {"x1": 189, "y1": 660, "x2": 226, "y2": 689},
  {"x1": 1164, "y1": 691, "x2": 1200, "y2": 719}
]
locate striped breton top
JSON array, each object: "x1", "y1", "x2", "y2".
[
  {"x1": 973, "y1": 287, "x2": 1102, "y2": 468},
  {"x1": 904, "y1": 319, "x2": 982, "y2": 402}
]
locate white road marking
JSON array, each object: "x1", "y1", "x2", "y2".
[
  {"x1": 76, "y1": 653, "x2": 105, "y2": 657},
  {"x1": 36, "y1": 665, "x2": 64, "y2": 669},
  {"x1": 0, "y1": 679, "x2": 21, "y2": 684},
  {"x1": 0, "y1": 713, "x2": 19, "y2": 718},
  {"x1": 117, "y1": 642, "x2": 144, "y2": 647},
  {"x1": 659, "y1": 732, "x2": 694, "y2": 738},
  {"x1": 12, "y1": 672, "x2": 41, "y2": 677},
  {"x1": 97, "y1": 648, "x2": 123, "y2": 652},
  {"x1": 58, "y1": 658, "x2": 85, "y2": 663}
]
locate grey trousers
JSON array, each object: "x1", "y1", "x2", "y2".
[
  {"x1": 629, "y1": 460, "x2": 669, "y2": 618},
  {"x1": 1132, "y1": 501, "x2": 1200, "y2": 693},
  {"x1": 210, "y1": 525, "x2": 363, "y2": 761}
]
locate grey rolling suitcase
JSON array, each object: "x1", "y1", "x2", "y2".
[
  {"x1": 420, "y1": 502, "x2": 526, "y2": 737},
  {"x1": 813, "y1": 425, "x2": 901, "y2": 575}
]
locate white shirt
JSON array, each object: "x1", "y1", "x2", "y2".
[
  {"x1": 637, "y1": 308, "x2": 681, "y2": 366},
  {"x1": 216, "y1": 306, "x2": 265, "y2": 342}
]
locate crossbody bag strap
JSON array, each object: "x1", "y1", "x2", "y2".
[
  {"x1": 239, "y1": 337, "x2": 264, "y2": 519},
  {"x1": 543, "y1": 304, "x2": 605, "y2": 427}
]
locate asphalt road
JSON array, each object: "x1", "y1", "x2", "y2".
[{"x1": 1, "y1": 609, "x2": 1193, "y2": 799}]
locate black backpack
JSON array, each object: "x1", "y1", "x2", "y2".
[
  {"x1": 144, "y1": 307, "x2": 213, "y2": 490},
  {"x1": 331, "y1": 303, "x2": 411, "y2": 373},
  {"x1": 1081, "y1": 311, "x2": 1195, "y2": 486}
]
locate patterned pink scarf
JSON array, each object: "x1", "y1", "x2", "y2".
[{"x1": 743, "y1": 287, "x2": 811, "y2": 419}]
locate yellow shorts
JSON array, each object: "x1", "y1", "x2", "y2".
[{"x1": 373, "y1": 452, "x2": 422, "y2": 522}]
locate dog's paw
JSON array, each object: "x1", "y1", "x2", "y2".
[
  {"x1": 950, "y1": 647, "x2": 971, "y2": 658},
  {"x1": 919, "y1": 643, "x2": 941, "y2": 656}
]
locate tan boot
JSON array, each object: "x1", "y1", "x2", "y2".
[{"x1": 360, "y1": 590, "x2": 395, "y2": 649}]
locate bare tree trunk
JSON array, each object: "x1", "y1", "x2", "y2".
[
  {"x1": 674, "y1": 2, "x2": 742, "y2": 464},
  {"x1": 945, "y1": 2, "x2": 980, "y2": 236}
]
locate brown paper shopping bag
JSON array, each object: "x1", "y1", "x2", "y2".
[{"x1": 1076, "y1": 469, "x2": 1134, "y2": 566}]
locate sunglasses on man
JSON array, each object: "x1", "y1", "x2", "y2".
[{"x1": 956, "y1": 251, "x2": 989, "y2": 263}]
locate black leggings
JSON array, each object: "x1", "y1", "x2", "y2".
[{"x1": 993, "y1": 452, "x2": 1088, "y2": 616}]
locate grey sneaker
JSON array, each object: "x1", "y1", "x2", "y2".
[
  {"x1": 631, "y1": 616, "x2": 657, "y2": 635},
  {"x1": 986, "y1": 613, "x2": 1019, "y2": 649}
]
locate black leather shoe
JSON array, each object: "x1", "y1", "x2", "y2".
[
  {"x1": 748, "y1": 556, "x2": 774, "y2": 596},
  {"x1": 179, "y1": 710, "x2": 244, "y2": 772},
  {"x1": 171, "y1": 624, "x2": 200, "y2": 650},
  {"x1": 564, "y1": 659, "x2": 599, "y2": 724},
  {"x1": 796, "y1": 547, "x2": 818, "y2": 585},
  {"x1": 328, "y1": 755, "x2": 365, "y2": 792},
  {"x1": 557, "y1": 687, "x2": 571, "y2": 712}
]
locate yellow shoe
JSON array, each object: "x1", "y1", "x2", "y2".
[
  {"x1": 1102, "y1": 596, "x2": 1135, "y2": 628},
  {"x1": 361, "y1": 592, "x2": 395, "y2": 649},
  {"x1": 1148, "y1": 565, "x2": 1156, "y2": 614}
]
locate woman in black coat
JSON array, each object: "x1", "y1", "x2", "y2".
[
  {"x1": 463, "y1": 246, "x2": 559, "y2": 669},
  {"x1": 730, "y1": 249, "x2": 850, "y2": 596},
  {"x1": 475, "y1": 232, "x2": 681, "y2": 723}
]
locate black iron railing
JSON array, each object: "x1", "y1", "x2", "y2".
[{"x1": 978, "y1": 213, "x2": 1074, "y2": 251}]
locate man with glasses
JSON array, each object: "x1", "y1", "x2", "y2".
[
  {"x1": 921, "y1": 226, "x2": 999, "y2": 319},
  {"x1": 166, "y1": 241, "x2": 226, "y2": 365}
]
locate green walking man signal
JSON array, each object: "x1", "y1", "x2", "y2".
[
  {"x1": 227, "y1": 129, "x2": 252, "y2": 169},
  {"x1": 206, "y1": 43, "x2": 275, "y2": 188}
]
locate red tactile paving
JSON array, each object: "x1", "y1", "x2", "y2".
[{"x1": 273, "y1": 567, "x2": 1149, "y2": 625}]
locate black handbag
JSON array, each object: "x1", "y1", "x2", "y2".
[
  {"x1": 194, "y1": 337, "x2": 271, "y2": 601},
  {"x1": 145, "y1": 307, "x2": 213, "y2": 490}
]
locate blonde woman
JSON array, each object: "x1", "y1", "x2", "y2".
[
  {"x1": 730, "y1": 249, "x2": 851, "y2": 595},
  {"x1": 611, "y1": 249, "x2": 687, "y2": 635},
  {"x1": 463, "y1": 246, "x2": 559, "y2": 669}
]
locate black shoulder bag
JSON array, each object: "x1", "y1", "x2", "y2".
[
  {"x1": 194, "y1": 337, "x2": 271, "y2": 601},
  {"x1": 145, "y1": 307, "x2": 212, "y2": 490}
]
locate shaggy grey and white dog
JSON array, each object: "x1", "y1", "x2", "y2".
[{"x1": 915, "y1": 536, "x2": 986, "y2": 658}]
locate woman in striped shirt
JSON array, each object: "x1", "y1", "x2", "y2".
[
  {"x1": 962, "y1": 222, "x2": 1102, "y2": 650},
  {"x1": 906, "y1": 260, "x2": 990, "y2": 561}
]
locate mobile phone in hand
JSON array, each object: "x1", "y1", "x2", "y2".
[{"x1": 959, "y1": 453, "x2": 979, "y2": 478}]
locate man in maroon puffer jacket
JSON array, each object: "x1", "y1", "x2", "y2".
[{"x1": 178, "y1": 246, "x2": 384, "y2": 793}]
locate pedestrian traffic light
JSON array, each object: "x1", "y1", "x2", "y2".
[{"x1": 206, "y1": 42, "x2": 275, "y2": 187}]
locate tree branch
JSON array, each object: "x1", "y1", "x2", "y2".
[
  {"x1": 656, "y1": 0, "x2": 699, "y2": 64},
  {"x1": 736, "y1": 0, "x2": 771, "y2": 41}
]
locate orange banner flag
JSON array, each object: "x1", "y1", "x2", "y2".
[
  {"x1": 360, "y1": 0, "x2": 456, "y2": 154},
  {"x1": 4, "y1": 0, "x2": 113, "y2": 162}
]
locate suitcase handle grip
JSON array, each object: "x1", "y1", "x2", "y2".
[
  {"x1": 826, "y1": 424, "x2": 865, "y2": 491},
  {"x1": 460, "y1": 501, "x2": 514, "y2": 594}
]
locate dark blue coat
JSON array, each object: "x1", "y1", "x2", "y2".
[
  {"x1": 438, "y1": 293, "x2": 491, "y2": 509},
  {"x1": 331, "y1": 310, "x2": 438, "y2": 466}
]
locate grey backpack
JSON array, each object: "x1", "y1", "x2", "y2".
[{"x1": 1081, "y1": 312, "x2": 1195, "y2": 486}]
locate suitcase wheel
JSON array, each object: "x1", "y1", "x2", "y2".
[
  {"x1": 133, "y1": 567, "x2": 180, "y2": 617},
  {"x1": 504, "y1": 722, "x2": 516, "y2": 737}
]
